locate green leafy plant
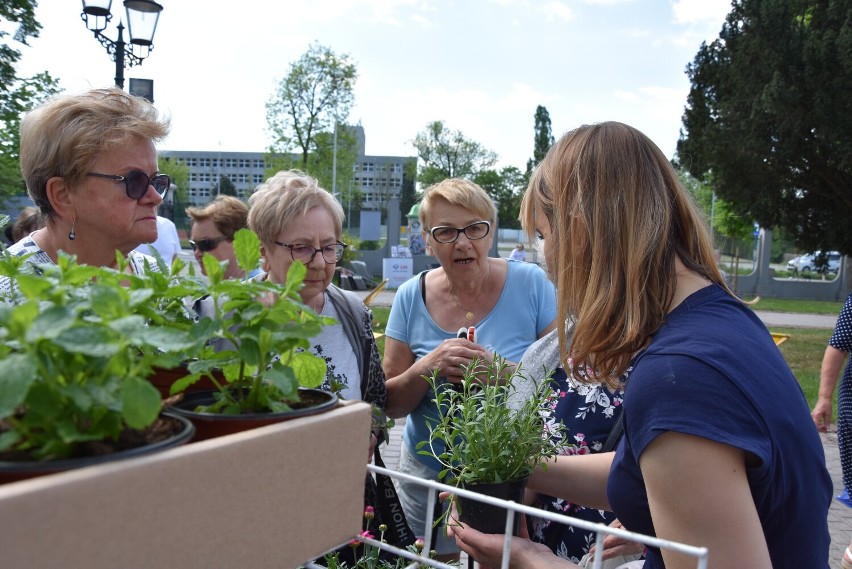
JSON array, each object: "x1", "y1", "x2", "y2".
[
  {"x1": 0, "y1": 251, "x2": 206, "y2": 461},
  {"x1": 171, "y1": 228, "x2": 330, "y2": 414},
  {"x1": 418, "y1": 356, "x2": 565, "y2": 487}
]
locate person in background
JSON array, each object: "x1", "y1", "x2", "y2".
[
  {"x1": 245, "y1": 171, "x2": 389, "y2": 561},
  {"x1": 449, "y1": 122, "x2": 832, "y2": 569},
  {"x1": 383, "y1": 177, "x2": 556, "y2": 561},
  {"x1": 186, "y1": 195, "x2": 259, "y2": 280},
  {"x1": 134, "y1": 215, "x2": 181, "y2": 265},
  {"x1": 10, "y1": 206, "x2": 44, "y2": 243},
  {"x1": 510, "y1": 242, "x2": 526, "y2": 262},
  {"x1": 812, "y1": 292, "x2": 852, "y2": 569},
  {"x1": 1, "y1": 88, "x2": 169, "y2": 299}
]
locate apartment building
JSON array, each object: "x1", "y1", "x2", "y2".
[{"x1": 160, "y1": 126, "x2": 415, "y2": 208}]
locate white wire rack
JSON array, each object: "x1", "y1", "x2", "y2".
[{"x1": 305, "y1": 464, "x2": 709, "y2": 569}]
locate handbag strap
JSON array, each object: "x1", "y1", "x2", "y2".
[{"x1": 601, "y1": 412, "x2": 624, "y2": 453}]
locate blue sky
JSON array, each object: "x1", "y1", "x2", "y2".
[{"x1": 18, "y1": 0, "x2": 732, "y2": 170}]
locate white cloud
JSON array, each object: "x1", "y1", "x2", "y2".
[
  {"x1": 671, "y1": 0, "x2": 731, "y2": 25},
  {"x1": 541, "y1": 1, "x2": 574, "y2": 22}
]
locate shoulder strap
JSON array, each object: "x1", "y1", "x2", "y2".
[
  {"x1": 602, "y1": 412, "x2": 624, "y2": 453},
  {"x1": 326, "y1": 285, "x2": 371, "y2": 395}
]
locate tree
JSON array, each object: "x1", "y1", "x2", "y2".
[
  {"x1": 677, "y1": 0, "x2": 852, "y2": 255},
  {"x1": 1, "y1": 2, "x2": 60, "y2": 203},
  {"x1": 473, "y1": 166, "x2": 526, "y2": 229},
  {"x1": 525, "y1": 105, "x2": 555, "y2": 177},
  {"x1": 412, "y1": 120, "x2": 498, "y2": 187},
  {"x1": 266, "y1": 43, "x2": 357, "y2": 169},
  {"x1": 217, "y1": 174, "x2": 237, "y2": 197},
  {"x1": 309, "y1": 125, "x2": 359, "y2": 199}
]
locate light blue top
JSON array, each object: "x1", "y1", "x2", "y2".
[{"x1": 385, "y1": 259, "x2": 557, "y2": 470}]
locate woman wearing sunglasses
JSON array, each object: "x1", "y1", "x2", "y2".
[
  {"x1": 1, "y1": 88, "x2": 169, "y2": 298},
  {"x1": 383, "y1": 178, "x2": 557, "y2": 560},
  {"x1": 186, "y1": 195, "x2": 259, "y2": 280}
]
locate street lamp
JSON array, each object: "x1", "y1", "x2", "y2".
[{"x1": 80, "y1": 0, "x2": 163, "y2": 89}]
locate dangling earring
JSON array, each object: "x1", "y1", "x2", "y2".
[{"x1": 68, "y1": 221, "x2": 76, "y2": 241}]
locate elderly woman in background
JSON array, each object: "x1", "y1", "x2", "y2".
[
  {"x1": 186, "y1": 195, "x2": 258, "y2": 280},
  {"x1": 0, "y1": 88, "x2": 169, "y2": 298},
  {"x1": 383, "y1": 178, "x2": 557, "y2": 559},
  {"x1": 246, "y1": 171, "x2": 388, "y2": 562},
  {"x1": 247, "y1": 170, "x2": 386, "y2": 421}
]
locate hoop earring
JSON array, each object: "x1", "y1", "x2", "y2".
[{"x1": 68, "y1": 222, "x2": 76, "y2": 241}]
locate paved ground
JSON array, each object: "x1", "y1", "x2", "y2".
[{"x1": 360, "y1": 290, "x2": 851, "y2": 566}]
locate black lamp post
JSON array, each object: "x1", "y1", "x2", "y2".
[{"x1": 80, "y1": 0, "x2": 163, "y2": 89}]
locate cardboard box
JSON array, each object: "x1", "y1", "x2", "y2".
[{"x1": 0, "y1": 401, "x2": 371, "y2": 568}]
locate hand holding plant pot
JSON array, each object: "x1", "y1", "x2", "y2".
[{"x1": 418, "y1": 356, "x2": 564, "y2": 535}]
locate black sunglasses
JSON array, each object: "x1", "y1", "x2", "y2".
[
  {"x1": 189, "y1": 236, "x2": 229, "y2": 253},
  {"x1": 87, "y1": 170, "x2": 171, "y2": 200}
]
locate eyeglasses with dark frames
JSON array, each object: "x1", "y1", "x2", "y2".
[
  {"x1": 430, "y1": 221, "x2": 491, "y2": 244},
  {"x1": 189, "y1": 236, "x2": 229, "y2": 253},
  {"x1": 274, "y1": 241, "x2": 347, "y2": 264},
  {"x1": 87, "y1": 170, "x2": 171, "y2": 200}
]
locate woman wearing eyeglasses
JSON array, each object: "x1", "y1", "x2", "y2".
[
  {"x1": 246, "y1": 169, "x2": 387, "y2": 423},
  {"x1": 244, "y1": 170, "x2": 389, "y2": 563},
  {"x1": 1, "y1": 88, "x2": 169, "y2": 299},
  {"x1": 383, "y1": 178, "x2": 557, "y2": 560}
]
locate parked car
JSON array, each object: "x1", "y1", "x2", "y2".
[{"x1": 786, "y1": 251, "x2": 841, "y2": 274}]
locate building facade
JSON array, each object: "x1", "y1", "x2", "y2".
[{"x1": 160, "y1": 126, "x2": 416, "y2": 209}]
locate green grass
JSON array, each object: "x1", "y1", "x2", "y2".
[
  {"x1": 743, "y1": 297, "x2": 843, "y2": 315},
  {"x1": 773, "y1": 327, "x2": 832, "y2": 410},
  {"x1": 369, "y1": 304, "x2": 832, "y2": 414}
]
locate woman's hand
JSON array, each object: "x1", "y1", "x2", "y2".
[
  {"x1": 587, "y1": 519, "x2": 645, "y2": 561},
  {"x1": 422, "y1": 337, "x2": 492, "y2": 382},
  {"x1": 449, "y1": 520, "x2": 571, "y2": 569},
  {"x1": 440, "y1": 493, "x2": 574, "y2": 569}
]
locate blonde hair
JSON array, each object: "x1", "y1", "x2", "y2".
[
  {"x1": 419, "y1": 178, "x2": 497, "y2": 230},
  {"x1": 186, "y1": 195, "x2": 249, "y2": 240},
  {"x1": 247, "y1": 170, "x2": 344, "y2": 245},
  {"x1": 521, "y1": 121, "x2": 731, "y2": 387},
  {"x1": 20, "y1": 88, "x2": 169, "y2": 219}
]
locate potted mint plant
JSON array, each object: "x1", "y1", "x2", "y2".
[
  {"x1": 418, "y1": 357, "x2": 565, "y2": 535},
  {"x1": 0, "y1": 250, "x2": 202, "y2": 483},
  {"x1": 167, "y1": 229, "x2": 338, "y2": 440}
]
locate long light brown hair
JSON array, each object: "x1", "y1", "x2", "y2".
[{"x1": 521, "y1": 121, "x2": 732, "y2": 387}]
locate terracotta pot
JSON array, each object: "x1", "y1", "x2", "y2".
[
  {"x1": 456, "y1": 476, "x2": 529, "y2": 535},
  {"x1": 0, "y1": 412, "x2": 195, "y2": 485},
  {"x1": 149, "y1": 364, "x2": 227, "y2": 398},
  {"x1": 168, "y1": 388, "x2": 339, "y2": 441}
]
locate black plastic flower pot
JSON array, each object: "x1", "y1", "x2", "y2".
[
  {"x1": 457, "y1": 476, "x2": 529, "y2": 535},
  {"x1": 0, "y1": 411, "x2": 195, "y2": 485},
  {"x1": 168, "y1": 387, "x2": 339, "y2": 441}
]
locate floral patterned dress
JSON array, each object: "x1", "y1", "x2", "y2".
[{"x1": 526, "y1": 363, "x2": 626, "y2": 563}]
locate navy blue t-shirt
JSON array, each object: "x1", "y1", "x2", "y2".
[{"x1": 608, "y1": 285, "x2": 831, "y2": 568}]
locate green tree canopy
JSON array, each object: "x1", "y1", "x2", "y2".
[
  {"x1": 266, "y1": 43, "x2": 358, "y2": 170},
  {"x1": 473, "y1": 166, "x2": 525, "y2": 229},
  {"x1": 412, "y1": 120, "x2": 498, "y2": 187},
  {"x1": 677, "y1": 0, "x2": 852, "y2": 255},
  {"x1": 525, "y1": 105, "x2": 555, "y2": 178},
  {"x1": 1, "y1": 1, "x2": 60, "y2": 203}
]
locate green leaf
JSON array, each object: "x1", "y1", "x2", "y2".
[
  {"x1": 53, "y1": 326, "x2": 121, "y2": 357},
  {"x1": 263, "y1": 363, "x2": 299, "y2": 400},
  {"x1": 0, "y1": 353, "x2": 37, "y2": 418},
  {"x1": 121, "y1": 376, "x2": 162, "y2": 429},
  {"x1": 233, "y1": 228, "x2": 261, "y2": 273},
  {"x1": 290, "y1": 351, "x2": 326, "y2": 388}
]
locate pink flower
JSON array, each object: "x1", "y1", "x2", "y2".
[
  {"x1": 360, "y1": 530, "x2": 375, "y2": 540},
  {"x1": 415, "y1": 538, "x2": 425, "y2": 551},
  {"x1": 364, "y1": 505, "x2": 375, "y2": 520}
]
